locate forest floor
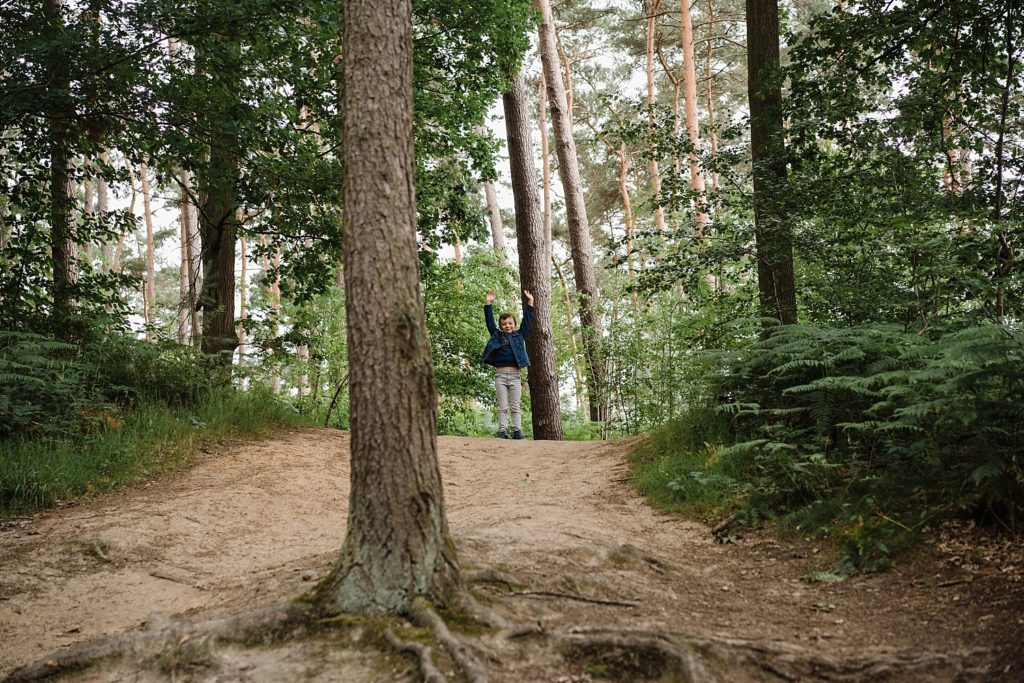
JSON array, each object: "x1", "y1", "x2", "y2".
[{"x1": 1, "y1": 427, "x2": 1022, "y2": 682}]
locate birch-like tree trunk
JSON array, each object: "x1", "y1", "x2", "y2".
[
  {"x1": 320, "y1": 0, "x2": 461, "y2": 614},
  {"x1": 747, "y1": 0, "x2": 797, "y2": 324},
  {"x1": 680, "y1": 0, "x2": 709, "y2": 234},
  {"x1": 503, "y1": 72, "x2": 563, "y2": 440},
  {"x1": 536, "y1": 0, "x2": 607, "y2": 422}
]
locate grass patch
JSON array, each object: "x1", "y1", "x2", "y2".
[
  {"x1": 0, "y1": 386, "x2": 311, "y2": 516},
  {"x1": 629, "y1": 406, "x2": 738, "y2": 520}
]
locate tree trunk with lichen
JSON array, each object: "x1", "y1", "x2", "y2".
[{"x1": 319, "y1": 0, "x2": 461, "y2": 614}]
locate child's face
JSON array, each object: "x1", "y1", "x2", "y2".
[{"x1": 499, "y1": 316, "x2": 515, "y2": 333}]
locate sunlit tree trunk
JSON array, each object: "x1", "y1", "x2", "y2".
[
  {"x1": 537, "y1": 0, "x2": 607, "y2": 422},
  {"x1": 747, "y1": 0, "x2": 797, "y2": 324},
  {"x1": 680, "y1": 0, "x2": 709, "y2": 235},
  {"x1": 503, "y1": 72, "x2": 564, "y2": 440},
  {"x1": 81, "y1": 175, "x2": 94, "y2": 262},
  {"x1": 618, "y1": 143, "x2": 639, "y2": 311},
  {"x1": 704, "y1": 0, "x2": 720, "y2": 193},
  {"x1": 645, "y1": 0, "x2": 667, "y2": 233},
  {"x1": 141, "y1": 164, "x2": 156, "y2": 341},
  {"x1": 320, "y1": 0, "x2": 461, "y2": 614}
]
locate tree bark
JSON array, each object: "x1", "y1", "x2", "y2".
[
  {"x1": 141, "y1": 164, "x2": 156, "y2": 341},
  {"x1": 320, "y1": 0, "x2": 461, "y2": 614},
  {"x1": 680, "y1": 0, "x2": 709, "y2": 235},
  {"x1": 238, "y1": 235, "x2": 247, "y2": 367},
  {"x1": 97, "y1": 151, "x2": 112, "y2": 268},
  {"x1": 483, "y1": 181, "x2": 507, "y2": 265},
  {"x1": 538, "y1": 72, "x2": 553, "y2": 273},
  {"x1": 536, "y1": 0, "x2": 607, "y2": 422},
  {"x1": 196, "y1": 37, "x2": 240, "y2": 361},
  {"x1": 502, "y1": 73, "x2": 564, "y2": 440},
  {"x1": 45, "y1": 0, "x2": 78, "y2": 324},
  {"x1": 746, "y1": 0, "x2": 797, "y2": 324},
  {"x1": 645, "y1": 0, "x2": 667, "y2": 233}
]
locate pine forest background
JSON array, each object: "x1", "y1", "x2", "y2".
[{"x1": 1, "y1": 0, "x2": 1021, "y2": 571}]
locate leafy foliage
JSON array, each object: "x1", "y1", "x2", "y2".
[{"x1": 634, "y1": 321, "x2": 1024, "y2": 570}]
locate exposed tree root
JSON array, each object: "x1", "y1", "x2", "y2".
[
  {"x1": 3, "y1": 602, "x2": 313, "y2": 682},
  {"x1": 551, "y1": 629, "x2": 719, "y2": 683},
  {"x1": 3, "y1": 580, "x2": 994, "y2": 683},
  {"x1": 508, "y1": 589, "x2": 639, "y2": 608},
  {"x1": 383, "y1": 629, "x2": 447, "y2": 683},
  {"x1": 410, "y1": 598, "x2": 489, "y2": 683}
]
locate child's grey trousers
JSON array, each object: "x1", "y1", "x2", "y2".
[{"x1": 494, "y1": 369, "x2": 522, "y2": 430}]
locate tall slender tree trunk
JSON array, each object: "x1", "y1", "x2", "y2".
[
  {"x1": 993, "y1": 1, "x2": 1016, "y2": 322},
  {"x1": 45, "y1": 0, "x2": 78, "y2": 324},
  {"x1": 705, "y1": 0, "x2": 720, "y2": 193},
  {"x1": 483, "y1": 181, "x2": 507, "y2": 265},
  {"x1": 746, "y1": 0, "x2": 797, "y2": 324},
  {"x1": 618, "y1": 143, "x2": 639, "y2": 311},
  {"x1": 141, "y1": 164, "x2": 156, "y2": 341},
  {"x1": 178, "y1": 180, "x2": 191, "y2": 344},
  {"x1": 536, "y1": 0, "x2": 607, "y2": 422},
  {"x1": 114, "y1": 169, "x2": 137, "y2": 274},
  {"x1": 96, "y1": 151, "x2": 111, "y2": 268},
  {"x1": 503, "y1": 73, "x2": 564, "y2": 440},
  {"x1": 320, "y1": 0, "x2": 461, "y2": 614},
  {"x1": 554, "y1": 258, "x2": 586, "y2": 413},
  {"x1": 238, "y1": 235, "x2": 247, "y2": 367},
  {"x1": 645, "y1": 0, "x2": 667, "y2": 233},
  {"x1": 538, "y1": 72, "x2": 553, "y2": 273},
  {"x1": 680, "y1": 0, "x2": 709, "y2": 235}
]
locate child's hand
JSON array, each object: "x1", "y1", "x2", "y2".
[
  {"x1": 523, "y1": 289, "x2": 534, "y2": 305},
  {"x1": 486, "y1": 291, "x2": 496, "y2": 304}
]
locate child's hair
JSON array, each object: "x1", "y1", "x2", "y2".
[{"x1": 498, "y1": 313, "x2": 516, "y2": 326}]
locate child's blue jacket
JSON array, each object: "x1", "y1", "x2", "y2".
[{"x1": 481, "y1": 304, "x2": 534, "y2": 369}]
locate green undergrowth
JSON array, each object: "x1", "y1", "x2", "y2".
[
  {"x1": 630, "y1": 322, "x2": 1024, "y2": 576},
  {"x1": 0, "y1": 386, "x2": 311, "y2": 516}
]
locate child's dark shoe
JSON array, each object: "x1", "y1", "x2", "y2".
[
  {"x1": 496, "y1": 429, "x2": 509, "y2": 439},
  {"x1": 512, "y1": 429, "x2": 525, "y2": 440}
]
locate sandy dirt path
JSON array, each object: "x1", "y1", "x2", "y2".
[{"x1": 1, "y1": 428, "x2": 1021, "y2": 681}]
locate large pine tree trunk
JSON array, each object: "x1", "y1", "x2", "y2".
[
  {"x1": 536, "y1": 0, "x2": 607, "y2": 422},
  {"x1": 195, "y1": 36, "x2": 239, "y2": 362},
  {"x1": 45, "y1": 0, "x2": 78, "y2": 323},
  {"x1": 321, "y1": 0, "x2": 460, "y2": 614},
  {"x1": 502, "y1": 73, "x2": 564, "y2": 441},
  {"x1": 746, "y1": 0, "x2": 797, "y2": 324}
]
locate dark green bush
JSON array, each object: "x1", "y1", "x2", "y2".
[{"x1": 635, "y1": 322, "x2": 1023, "y2": 571}]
